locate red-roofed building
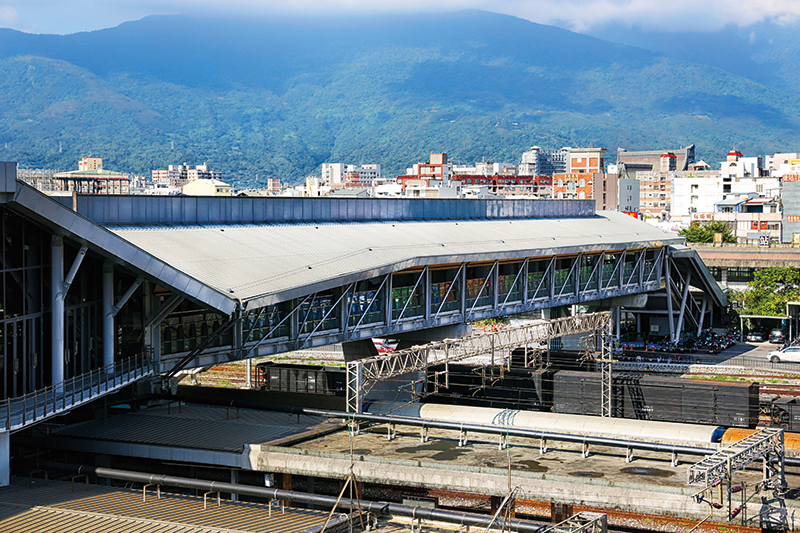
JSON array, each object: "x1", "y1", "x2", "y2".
[{"x1": 660, "y1": 152, "x2": 677, "y2": 172}]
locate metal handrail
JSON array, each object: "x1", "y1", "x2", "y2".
[{"x1": 1, "y1": 353, "x2": 154, "y2": 431}]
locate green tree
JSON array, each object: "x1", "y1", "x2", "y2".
[
  {"x1": 679, "y1": 220, "x2": 737, "y2": 243},
  {"x1": 741, "y1": 267, "x2": 800, "y2": 316}
]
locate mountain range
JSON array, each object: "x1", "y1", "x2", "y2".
[{"x1": 1, "y1": 11, "x2": 800, "y2": 187}]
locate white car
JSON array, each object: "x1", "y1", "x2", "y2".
[{"x1": 768, "y1": 346, "x2": 800, "y2": 363}]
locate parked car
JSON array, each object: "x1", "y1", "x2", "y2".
[
  {"x1": 746, "y1": 329, "x2": 767, "y2": 342},
  {"x1": 769, "y1": 346, "x2": 800, "y2": 363},
  {"x1": 769, "y1": 329, "x2": 787, "y2": 344}
]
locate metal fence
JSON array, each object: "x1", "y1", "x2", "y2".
[
  {"x1": 615, "y1": 352, "x2": 800, "y2": 373},
  {"x1": 0, "y1": 354, "x2": 154, "y2": 432}
]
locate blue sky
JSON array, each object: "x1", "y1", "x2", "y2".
[{"x1": 2, "y1": 0, "x2": 799, "y2": 35}]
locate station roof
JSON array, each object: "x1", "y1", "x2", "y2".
[
  {"x1": 4, "y1": 182, "x2": 236, "y2": 313},
  {"x1": 5, "y1": 180, "x2": 688, "y2": 315},
  {"x1": 109, "y1": 210, "x2": 684, "y2": 311}
]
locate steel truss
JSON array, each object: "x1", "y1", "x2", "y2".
[
  {"x1": 346, "y1": 312, "x2": 612, "y2": 413},
  {"x1": 545, "y1": 512, "x2": 608, "y2": 533},
  {"x1": 597, "y1": 330, "x2": 616, "y2": 418},
  {"x1": 687, "y1": 427, "x2": 785, "y2": 489},
  {"x1": 664, "y1": 258, "x2": 708, "y2": 342},
  {"x1": 161, "y1": 247, "x2": 668, "y2": 372}
]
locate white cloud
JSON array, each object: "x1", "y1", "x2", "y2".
[
  {"x1": 2, "y1": 0, "x2": 800, "y2": 35},
  {"x1": 495, "y1": 0, "x2": 800, "y2": 32},
  {"x1": 0, "y1": 5, "x2": 17, "y2": 22}
]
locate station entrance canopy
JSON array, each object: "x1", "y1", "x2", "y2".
[{"x1": 2, "y1": 171, "x2": 724, "y2": 381}]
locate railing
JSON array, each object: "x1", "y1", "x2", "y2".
[
  {"x1": 0, "y1": 354, "x2": 154, "y2": 432},
  {"x1": 614, "y1": 353, "x2": 800, "y2": 373}
]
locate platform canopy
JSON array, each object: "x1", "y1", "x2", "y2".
[{"x1": 109, "y1": 210, "x2": 684, "y2": 312}]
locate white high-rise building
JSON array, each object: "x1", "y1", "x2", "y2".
[
  {"x1": 321, "y1": 163, "x2": 381, "y2": 185},
  {"x1": 519, "y1": 146, "x2": 570, "y2": 176}
]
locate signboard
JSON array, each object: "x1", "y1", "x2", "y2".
[
  {"x1": 759, "y1": 235, "x2": 771, "y2": 247},
  {"x1": 788, "y1": 215, "x2": 800, "y2": 222}
]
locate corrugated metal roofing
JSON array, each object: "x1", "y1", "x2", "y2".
[
  {"x1": 0, "y1": 476, "x2": 336, "y2": 533},
  {"x1": 53, "y1": 404, "x2": 339, "y2": 452},
  {"x1": 110, "y1": 211, "x2": 682, "y2": 309}
]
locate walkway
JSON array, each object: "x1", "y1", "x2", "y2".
[{"x1": 0, "y1": 355, "x2": 154, "y2": 432}]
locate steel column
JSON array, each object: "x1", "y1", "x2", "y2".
[
  {"x1": 102, "y1": 263, "x2": 115, "y2": 369},
  {"x1": 675, "y1": 271, "x2": 692, "y2": 341},
  {"x1": 664, "y1": 257, "x2": 675, "y2": 343},
  {"x1": 51, "y1": 235, "x2": 65, "y2": 385}
]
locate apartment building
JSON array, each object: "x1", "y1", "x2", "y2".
[{"x1": 321, "y1": 163, "x2": 381, "y2": 185}]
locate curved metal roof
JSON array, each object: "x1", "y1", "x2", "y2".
[
  {"x1": 3, "y1": 179, "x2": 687, "y2": 315},
  {"x1": 110, "y1": 210, "x2": 683, "y2": 310}
]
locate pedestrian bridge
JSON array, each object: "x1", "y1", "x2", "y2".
[{"x1": 2, "y1": 170, "x2": 725, "y2": 408}]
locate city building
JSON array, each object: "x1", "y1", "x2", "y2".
[
  {"x1": 783, "y1": 175, "x2": 800, "y2": 243},
  {"x1": 720, "y1": 149, "x2": 763, "y2": 180},
  {"x1": 78, "y1": 156, "x2": 103, "y2": 171},
  {"x1": 670, "y1": 170, "x2": 724, "y2": 218},
  {"x1": 765, "y1": 152, "x2": 800, "y2": 175},
  {"x1": 53, "y1": 157, "x2": 130, "y2": 194},
  {"x1": 567, "y1": 147, "x2": 606, "y2": 174},
  {"x1": 593, "y1": 166, "x2": 640, "y2": 213},
  {"x1": 320, "y1": 163, "x2": 381, "y2": 185},
  {"x1": 371, "y1": 177, "x2": 403, "y2": 197},
  {"x1": 152, "y1": 163, "x2": 222, "y2": 188},
  {"x1": 267, "y1": 178, "x2": 281, "y2": 194},
  {"x1": 552, "y1": 173, "x2": 593, "y2": 199},
  {"x1": 712, "y1": 193, "x2": 781, "y2": 241},
  {"x1": 449, "y1": 174, "x2": 552, "y2": 196},
  {"x1": 453, "y1": 161, "x2": 517, "y2": 175},
  {"x1": 518, "y1": 146, "x2": 570, "y2": 176},
  {"x1": 396, "y1": 153, "x2": 453, "y2": 191},
  {"x1": 616, "y1": 145, "x2": 696, "y2": 178},
  {"x1": 618, "y1": 178, "x2": 641, "y2": 214},
  {"x1": 182, "y1": 178, "x2": 232, "y2": 196}
]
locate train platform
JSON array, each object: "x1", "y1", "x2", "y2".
[{"x1": 251, "y1": 420, "x2": 800, "y2": 527}]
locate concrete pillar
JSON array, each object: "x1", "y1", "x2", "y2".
[
  {"x1": 103, "y1": 263, "x2": 115, "y2": 369},
  {"x1": 0, "y1": 431, "x2": 8, "y2": 487},
  {"x1": 51, "y1": 235, "x2": 65, "y2": 385}
]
